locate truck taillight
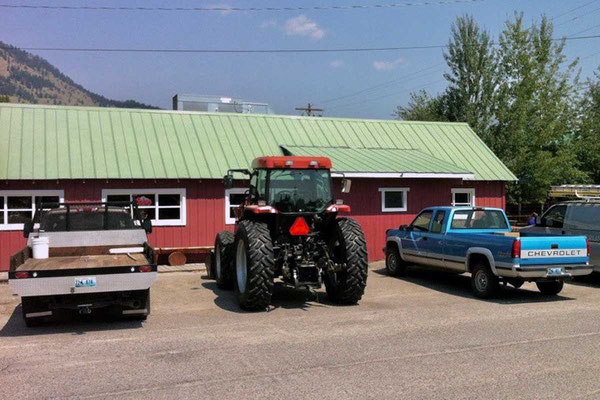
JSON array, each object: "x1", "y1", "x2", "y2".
[
  {"x1": 587, "y1": 238, "x2": 591, "y2": 256},
  {"x1": 15, "y1": 272, "x2": 29, "y2": 278},
  {"x1": 139, "y1": 266, "x2": 152, "y2": 273},
  {"x1": 289, "y1": 217, "x2": 310, "y2": 236},
  {"x1": 512, "y1": 239, "x2": 521, "y2": 259}
]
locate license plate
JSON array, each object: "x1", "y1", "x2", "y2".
[
  {"x1": 74, "y1": 277, "x2": 97, "y2": 288},
  {"x1": 547, "y1": 268, "x2": 564, "y2": 277}
]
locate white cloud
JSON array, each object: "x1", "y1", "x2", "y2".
[
  {"x1": 373, "y1": 58, "x2": 404, "y2": 71},
  {"x1": 284, "y1": 15, "x2": 325, "y2": 40},
  {"x1": 260, "y1": 19, "x2": 277, "y2": 29},
  {"x1": 329, "y1": 60, "x2": 344, "y2": 68}
]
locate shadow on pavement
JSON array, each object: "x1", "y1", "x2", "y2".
[
  {"x1": 568, "y1": 272, "x2": 600, "y2": 288},
  {"x1": 202, "y1": 281, "x2": 335, "y2": 313},
  {"x1": 373, "y1": 267, "x2": 574, "y2": 304},
  {"x1": 0, "y1": 304, "x2": 144, "y2": 337}
]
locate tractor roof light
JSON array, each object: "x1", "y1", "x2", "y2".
[
  {"x1": 289, "y1": 217, "x2": 310, "y2": 236},
  {"x1": 309, "y1": 160, "x2": 318, "y2": 167},
  {"x1": 285, "y1": 160, "x2": 294, "y2": 167}
]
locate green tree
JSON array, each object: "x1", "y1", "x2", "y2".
[
  {"x1": 393, "y1": 90, "x2": 446, "y2": 121},
  {"x1": 493, "y1": 14, "x2": 587, "y2": 207},
  {"x1": 575, "y1": 67, "x2": 600, "y2": 182},
  {"x1": 442, "y1": 14, "x2": 497, "y2": 143}
]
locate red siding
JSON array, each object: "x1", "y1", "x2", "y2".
[{"x1": 0, "y1": 179, "x2": 505, "y2": 270}]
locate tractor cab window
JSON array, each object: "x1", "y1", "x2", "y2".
[
  {"x1": 249, "y1": 170, "x2": 267, "y2": 200},
  {"x1": 268, "y1": 169, "x2": 332, "y2": 213}
]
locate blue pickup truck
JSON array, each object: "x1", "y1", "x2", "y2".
[{"x1": 385, "y1": 207, "x2": 592, "y2": 298}]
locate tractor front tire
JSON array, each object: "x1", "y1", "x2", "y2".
[
  {"x1": 325, "y1": 218, "x2": 369, "y2": 305},
  {"x1": 234, "y1": 220, "x2": 275, "y2": 311},
  {"x1": 215, "y1": 231, "x2": 235, "y2": 290}
]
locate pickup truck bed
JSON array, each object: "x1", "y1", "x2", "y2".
[{"x1": 16, "y1": 253, "x2": 148, "y2": 271}]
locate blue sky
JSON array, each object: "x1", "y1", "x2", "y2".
[{"x1": 3, "y1": 0, "x2": 600, "y2": 119}]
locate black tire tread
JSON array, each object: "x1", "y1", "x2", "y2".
[
  {"x1": 325, "y1": 218, "x2": 369, "y2": 304},
  {"x1": 471, "y1": 263, "x2": 499, "y2": 299},
  {"x1": 235, "y1": 220, "x2": 275, "y2": 311},
  {"x1": 536, "y1": 280, "x2": 564, "y2": 296},
  {"x1": 215, "y1": 230, "x2": 235, "y2": 289}
]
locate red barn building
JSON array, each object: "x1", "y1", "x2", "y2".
[{"x1": 0, "y1": 104, "x2": 516, "y2": 271}]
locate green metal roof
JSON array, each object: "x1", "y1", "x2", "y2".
[
  {"x1": 0, "y1": 103, "x2": 516, "y2": 181},
  {"x1": 281, "y1": 146, "x2": 473, "y2": 178}
]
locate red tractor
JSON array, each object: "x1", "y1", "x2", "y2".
[{"x1": 213, "y1": 156, "x2": 368, "y2": 311}]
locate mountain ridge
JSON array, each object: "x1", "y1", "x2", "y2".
[{"x1": 0, "y1": 41, "x2": 159, "y2": 109}]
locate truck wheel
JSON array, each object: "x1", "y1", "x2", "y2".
[
  {"x1": 325, "y1": 218, "x2": 369, "y2": 305},
  {"x1": 234, "y1": 220, "x2": 274, "y2": 311},
  {"x1": 536, "y1": 280, "x2": 564, "y2": 296},
  {"x1": 385, "y1": 246, "x2": 406, "y2": 276},
  {"x1": 140, "y1": 289, "x2": 151, "y2": 320},
  {"x1": 471, "y1": 264, "x2": 499, "y2": 299},
  {"x1": 215, "y1": 231, "x2": 235, "y2": 289},
  {"x1": 21, "y1": 297, "x2": 44, "y2": 327}
]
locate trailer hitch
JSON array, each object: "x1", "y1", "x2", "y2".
[{"x1": 77, "y1": 304, "x2": 92, "y2": 315}]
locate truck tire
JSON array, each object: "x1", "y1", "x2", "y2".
[
  {"x1": 234, "y1": 220, "x2": 275, "y2": 311},
  {"x1": 140, "y1": 289, "x2": 151, "y2": 320},
  {"x1": 536, "y1": 280, "x2": 564, "y2": 296},
  {"x1": 385, "y1": 245, "x2": 406, "y2": 276},
  {"x1": 21, "y1": 296, "x2": 44, "y2": 327},
  {"x1": 471, "y1": 263, "x2": 499, "y2": 299},
  {"x1": 215, "y1": 231, "x2": 235, "y2": 289},
  {"x1": 325, "y1": 218, "x2": 369, "y2": 305}
]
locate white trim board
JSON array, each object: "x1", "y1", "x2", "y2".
[
  {"x1": 451, "y1": 188, "x2": 476, "y2": 206},
  {"x1": 331, "y1": 172, "x2": 474, "y2": 179}
]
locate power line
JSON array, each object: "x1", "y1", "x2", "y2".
[
  {"x1": 568, "y1": 23, "x2": 600, "y2": 37},
  {"x1": 319, "y1": 63, "x2": 445, "y2": 104},
  {"x1": 555, "y1": 6, "x2": 600, "y2": 27},
  {"x1": 327, "y1": 78, "x2": 446, "y2": 111},
  {"x1": 552, "y1": 0, "x2": 600, "y2": 20},
  {"x1": 4, "y1": 34, "x2": 600, "y2": 54},
  {"x1": 0, "y1": 0, "x2": 490, "y2": 12}
]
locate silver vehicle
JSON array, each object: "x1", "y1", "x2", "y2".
[{"x1": 521, "y1": 201, "x2": 600, "y2": 271}]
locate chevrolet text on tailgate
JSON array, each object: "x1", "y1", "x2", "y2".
[
  {"x1": 8, "y1": 201, "x2": 157, "y2": 327},
  {"x1": 385, "y1": 207, "x2": 592, "y2": 298}
]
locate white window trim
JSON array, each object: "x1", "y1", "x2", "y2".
[
  {"x1": 451, "y1": 188, "x2": 476, "y2": 206},
  {"x1": 225, "y1": 188, "x2": 248, "y2": 225},
  {"x1": 101, "y1": 188, "x2": 186, "y2": 226},
  {"x1": 378, "y1": 187, "x2": 410, "y2": 212},
  {"x1": 0, "y1": 190, "x2": 64, "y2": 231}
]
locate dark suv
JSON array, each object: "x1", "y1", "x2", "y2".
[{"x1": 521, "y1": 201, "x2": 600, "y2": 271}]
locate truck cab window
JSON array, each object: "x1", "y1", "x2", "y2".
[
  {"x1": 431, "y1": 211, "x2": 446, "y2": 234},
  {"x1": 411, "y1": 211, "x2": 433, "y2": 232},
  {"x1": 542, "y1": 205, "x2": 567, "y2": 228}
]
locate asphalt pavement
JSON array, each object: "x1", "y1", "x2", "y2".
[{"x1": 1, "y1": 263, "x2": 600, "y2": 399}]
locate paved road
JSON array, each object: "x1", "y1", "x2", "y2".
[{"x1": 2, "y1": 264, "x2": 600, "y2": 399}]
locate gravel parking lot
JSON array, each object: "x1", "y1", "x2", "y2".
[{"x1": 1, "y1": 263, "x2": 600, "y2": 399}]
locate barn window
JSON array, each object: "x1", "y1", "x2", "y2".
[
  {"x1": 225, "y1": 188, "x2": 248, "y2": 225},
  {"x1": 0, "y1": 190, "x2": 64, "y2": 231},
  {"x1": 451, "y1": 188, "x2": 475, "y2": 206},
  {"x1": 379, "y1": 188, "x2": 409, "y2": 212},
  {"x1": 101, "y1": 188, "x2": 186, "y2": 226}
]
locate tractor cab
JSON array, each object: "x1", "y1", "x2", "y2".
[{"x1": 224, "y1": 156, "x2": 351, "y2": 218}]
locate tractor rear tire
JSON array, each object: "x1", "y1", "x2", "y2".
[
  {"x1": 215, "y1": 231, "x2": 235, "y2": 290},
  {"x1": 234, "y1": 220, "x2": 275, "y2": 311},
  {"x1": 325, "y1": 218, "x2": 369, "y2": 305}
]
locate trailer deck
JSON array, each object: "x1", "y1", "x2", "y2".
[{"x1": 15, "y1": 253, "x2": 149, "y2": 271}]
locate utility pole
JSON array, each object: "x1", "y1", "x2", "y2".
[{"x1": 295, "y1": 103, "x2": 323, "y2": 117}]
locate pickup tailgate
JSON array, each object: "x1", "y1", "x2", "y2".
[{"x1": 519, "y1": 235, "x2": 588, "y2": 266}]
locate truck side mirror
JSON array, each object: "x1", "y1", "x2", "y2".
[
  {"x1": 399, "y1": 224, "x2": 409, "y2": 231},
  {"x1": 23, "y1": 220, "x2": 34, "y2": 238},
  {"x1": 341, "y1": 178, "x2": 352, "y2": 193},
  {"x1": 224, "y1": 174, "x2": 234, "y2": 189}
]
